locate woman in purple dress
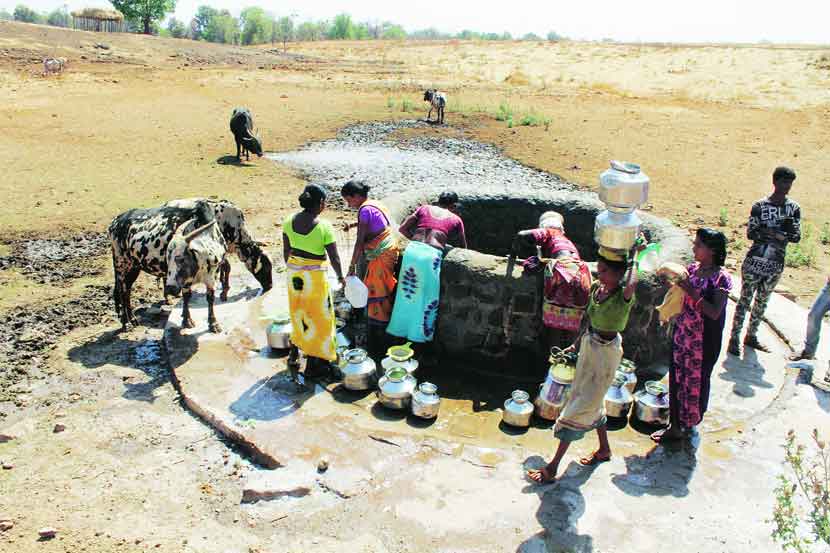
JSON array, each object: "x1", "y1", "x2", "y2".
[{"x1": 652, "y1": 228, "x2": 732, "y2": 442}]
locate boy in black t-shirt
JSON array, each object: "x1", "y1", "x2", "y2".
[{"x1": 728, "y1": 166, "x2": 801, "y2": 356}]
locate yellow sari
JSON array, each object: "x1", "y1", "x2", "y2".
[{"x1": 286, "y1": 255, "x2": 337, "y2": 362}]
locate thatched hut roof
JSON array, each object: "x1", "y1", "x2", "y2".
[{"x1": 70, "y1": 8, "x2": 125, "y2": 21}]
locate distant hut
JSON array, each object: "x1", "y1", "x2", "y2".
[{"x1": 71, "y1": 8, "x2": 125, "y2": 33}]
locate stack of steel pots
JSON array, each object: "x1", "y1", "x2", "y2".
[{"x1": 595, "y1": 161, "x2": 650, "y2": 252}]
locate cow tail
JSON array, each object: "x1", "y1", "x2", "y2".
[{"x1": 112, "y1": 252, "x2": 122, "y2": 316}]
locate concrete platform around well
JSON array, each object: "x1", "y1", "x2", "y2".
[{"x1": 161, "y1": 262, "x2": 830, "y2": 552}]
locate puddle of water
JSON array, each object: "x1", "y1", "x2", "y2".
[{"x1": 268, "y1": 119, "x2": 571, "y2": 200}]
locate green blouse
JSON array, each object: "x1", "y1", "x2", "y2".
[
  {"x1": 283, "y1": 214, "x2": 336, "y2": 256},
  {"x1": 585, "y1": 282, "x2": 635, "y2": 333}
]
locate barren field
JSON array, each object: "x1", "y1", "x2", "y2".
[{"x1": 1, "y1": 19, "x2": 829, "y2": 552}]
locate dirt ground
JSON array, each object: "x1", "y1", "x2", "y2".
[{"x1": 1, "y1": 19, "x2": 829, "y2": 552}]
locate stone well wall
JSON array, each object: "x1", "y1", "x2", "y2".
[{"x1": 385, "y1": 188, "x2": 691, "y2": 369}]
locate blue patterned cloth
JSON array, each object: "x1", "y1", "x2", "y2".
[{"x1": 386, "y1": 241, "x2": 443, "y2": 343}]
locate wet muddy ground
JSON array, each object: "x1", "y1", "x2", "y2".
[
  {"x1": 0, "y1": 232, "x2": 108, "y2": 284},
  {"x1": 269, "y1": 119, "x2": 574, "y2": 202}
]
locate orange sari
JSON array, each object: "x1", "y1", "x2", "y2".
[{"x1": 361, "y1": 200, "x2": 399, "y2": 324}]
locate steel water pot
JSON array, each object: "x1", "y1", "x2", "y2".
[
  {"x1": 634, "y1": 380, "x2": 670, "y2": 425},
  {"x1": 599, "y1": 160, "x2": 650, "y2": 210},
  {"x1": 265, "y1": 316, "x2": 292, "y2": 350},
  {"x1": 503, "y1": 390, "x2": 535, "y2": 428},
  {"x1": 340, "y1": 348, "x2": 377, "y2": 391},
  {"x1": 604, "y1": 372, "x2": 634, "y2": 419},
  {"x1": 377, "y1": 367, "x2": 417, "y2": 410},
  {"x1": 594, "y1": 209, "x2": 642, "y2": 251},
  {"x1": 411, "y1": 382, "x2": 441, "y2": 419},
  {"x1": 617, "y1": 358, "x2": 637, "y2": 394}
]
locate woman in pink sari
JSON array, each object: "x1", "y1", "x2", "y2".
[{"x1": 653, "y1": 228, "x2": 732, "y2": 442}]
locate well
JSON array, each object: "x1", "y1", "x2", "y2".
[{"x1": 385, "y1": 188, "x2": 690, "y2": 369}]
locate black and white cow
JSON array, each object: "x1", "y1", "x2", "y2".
[
  {"x1": 423, "y1": 89, "x2": 447, "y2": 124},
  {"x1": 108, "y1": 199, "x2": 272, "y2": 330},
  {"x1": 165, "y1": 218, "x2": 227, "y2": 333},
  {"x1": 229, "y1": 107, "x2": 263, "y2": 162}
]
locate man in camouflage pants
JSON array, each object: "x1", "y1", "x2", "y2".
[{"x1": 728, "y1": 167, "x2": 801, "y2": 356}]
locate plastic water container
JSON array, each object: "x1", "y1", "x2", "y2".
[
  {"x1": 636, "y1": 243, "x2": 662, "y2": 273},
  {"x1": 344, "y1": 276, "x2": 368, "y2": 308}
]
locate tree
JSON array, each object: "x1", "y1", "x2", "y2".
[
  {"x1": 328, "y1": 13, "x2": 353, "y2": 39},
  {"x1": 13, "y1": 4, "x2": 40, "y2": 23},
  {"x1": 240, "y1": 6, "x2": 269, "y2": 45},
  {"x1": 110, "y1": 0, "x2": 176, "y2": 35},
  {"x1": 0, "y1": 9, "x2": 11, "y2": 20},
  {"x1": 547, "y1": 30, "x2": 562, "y2": 41},
  {"x1": 457, "y1": 30, "x2": 481, "y2": 40},
  {"x1": 381, "y1": 24, "x2": 406, "y2": 40},
  {"x1": 46, "y1": 7, "x2": 69, "y2": 27},
  {"x1": 167, "y1": 17, "x2": 186, "y2": 38},
  {"x1": 274, "y1": 16, "x2": 294, "y2": 51},
  {"x1": 191, "y1": 5, "x2": 217, "y2": 40},
  {"x1": 522, "y1": 32, "x2": 541, "y2": 41},
  {"x1": 204, "y1": 10, "x2": 238, "y2": 44}
]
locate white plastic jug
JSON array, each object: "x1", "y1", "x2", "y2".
[{"x1": 344, "y1": 276, "x2": 368, "y2": 308}]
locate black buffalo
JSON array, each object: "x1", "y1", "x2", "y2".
[{"x1": 230, "y1": 107, "x2": 263, "y2": 162}]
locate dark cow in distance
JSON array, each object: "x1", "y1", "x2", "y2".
[
  {"x1": 108, "y1": 199, "x2": 272, "y2": 330},
  {"x1": 166, "y1": 218, "x2": 227, "y2": 333},
  {"x1": 423, "y1": 89, "x2": 447, "y2": 124},
  {"x1": 230, "y1": 107, "x2": 263, "y2": 162}
]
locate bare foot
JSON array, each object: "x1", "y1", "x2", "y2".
[
  {"x1": 527, "y1": 465, "x2": 557, "y2": 484},
  {"x1": 579, "y1": 450, "x2": 612, "y2": 466},
  {"x1": 727, "y1": 339, "x2": 741, "y2": 357},
  {"x1": 209, "y1": 322, "x2": 222, "y2": 334},
  {"x1": 182, "y1": 317, "x2": 195, "y2": 329}
]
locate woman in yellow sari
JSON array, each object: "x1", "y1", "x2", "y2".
[
  {"x1": 341, "y1": 180, "x2": 400, "y2": 354},
  {"x1": 283, "y1": 184, "x2": 345, "y2": 380}
]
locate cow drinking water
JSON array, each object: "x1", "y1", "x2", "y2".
[
  {"x1": 108, "y1": 199, "x2": 272, "y2": 331},
  {"x1": 229, "y1": 107, "x2": 263, "y2": 162},
  {"x1": 166, "y1": 218, "x2": 227, "y2": 333}
]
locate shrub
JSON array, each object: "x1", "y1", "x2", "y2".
[
  {"x1": 519, "y1": 111, "x2": 552, "y2": 128},
  {"x1": 719, "y1": 207, "x2": 729, "y2": 226},
  {"x1": 495, "y1": 101, "x2": 513, "y2": 121},
  {"x1": 401, "y1": 98, "x2": 414, "y2": 113},
  {"x1": 785, "y1": 223, "x2": 817, "y2": 268},
  {"x1": 820, "y1": 222, "x2": 830, "y2": 245},
  {"x1": 770, "y1": 429, "x2": 829, "y2": 552},
  {"x1": 386, "y1": 97, "x2": 395, "y2": 109}
]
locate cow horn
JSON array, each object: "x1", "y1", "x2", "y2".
[{"x1": 184, "y1": 220, "x2": 217, "y2": 243}]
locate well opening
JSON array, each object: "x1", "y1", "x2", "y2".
[{"x1": 386, "y1": 188, "x2": 691, "y2": 371}]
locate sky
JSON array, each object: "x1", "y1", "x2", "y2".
[{"x1": 2, "y1": 0, "x2": 828, "y2": 44}]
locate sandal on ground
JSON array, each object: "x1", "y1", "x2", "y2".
[
  {"x1": 579, "y1": 450, "x2": 612, "y2": 466},
  {"x1": 743, "y1": 336, "x2": 771, "y2": 353},
  {"x1": 651, "y1": 426, "x2": 685, "y2": 443},
  {"x1": 789, "y1": 351, "x2": 815, "y2": 362},
  {"x1": 527, "y1": 466, "x2": 557, "y2": 485}
]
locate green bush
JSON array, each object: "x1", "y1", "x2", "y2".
[
  {"x1": 718, "y1": 207, "x2": 729, "y2": 227},
  {"x1": 386, "y1": 97, "x2": 395, "y2": 109},
  {"x1": 785, "y1": 223, "x2": 817, "y2": 268},
  {"x1": 401, "y1": 98, "x2": 414, "y2": 113},
  {"x1": 820, "y1": 222, "x2": 830, "y2": 245},
  {"x1": 495, "y1": 101, "x2": 513, "y2": 121},
  {"x1": 519, "y1": 111, "x2": 552, "y2": 128},
  {"x1": 770, "y1": 429, "x2": 829, "y2": 552}
]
